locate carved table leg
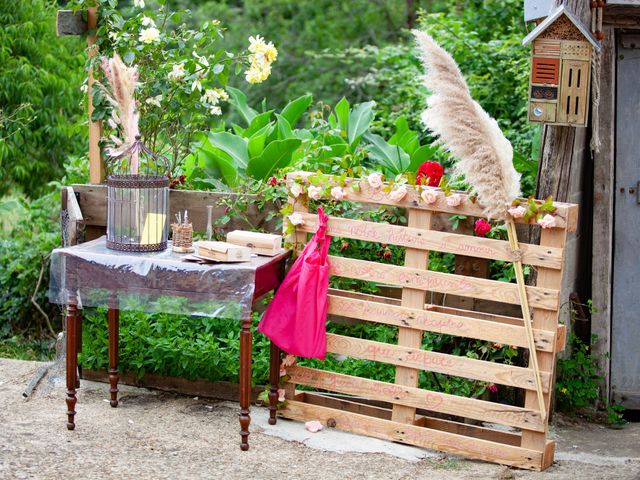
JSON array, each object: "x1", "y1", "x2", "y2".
[
  {"x1": 108, "y1": 296, "x2": 119, "y2": 408},
  {"x1": 65, "y1": 300, "x2": 79, "y2": 430},
  {"x1": 268, "y1": 342, "x2": 282, "y2": 425},
  {"x1": 239, "y1": 315, "x2": 252, "y2": 451},
  {"x1": 76, "y1": 310, "x2": 83, "y2": 387}
]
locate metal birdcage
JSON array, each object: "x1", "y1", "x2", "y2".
[{"x1": 106, "y1": 137, "x2": 170, "y2": 252}]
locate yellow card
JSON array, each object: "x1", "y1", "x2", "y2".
[{"x1": 141, "y1": 213, "x2": 166, "y2": 244}]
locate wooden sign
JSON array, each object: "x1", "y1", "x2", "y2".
[{"x1": 272, "y1": 172, "x2": 578, "y2": 471}]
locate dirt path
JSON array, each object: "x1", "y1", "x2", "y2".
[{"x1": 1, "y1": 359, "x2": 638, "y2": 479}]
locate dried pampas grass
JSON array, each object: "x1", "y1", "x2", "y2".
[
  {"x1": 100, "y1": 53, "x2": 140, "y2": 174},
  {"x1": 413, "y1": 30, "x2": 521, "y2": 220}
]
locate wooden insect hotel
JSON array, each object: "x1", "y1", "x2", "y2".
[
  {"x1": 274, "y1": 172, "x2": 578, "y2": 471},
  {"x1": 523, "y1": 5, "x2": 600, "y2": 127}
]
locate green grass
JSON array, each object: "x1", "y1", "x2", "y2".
[{"x1": 0, "y1": 336, "x2": 55, "y2": 361}]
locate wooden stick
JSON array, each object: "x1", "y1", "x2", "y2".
[{"x1": 506, "y1": 219, "x2": 546, "y2": 422}]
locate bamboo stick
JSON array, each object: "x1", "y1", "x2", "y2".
[{"x1": 506, "y1": 219, "x2": 547, "y2": 422}]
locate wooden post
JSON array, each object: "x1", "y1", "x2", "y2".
[
  {"x1": 391, "y1": 208, "x2": 431, "y2": 424},
  {"x1": 87, "y1": 6, "x2": 103, "y2": 184}
]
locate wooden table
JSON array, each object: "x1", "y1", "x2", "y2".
[{"x1": 51, "y1": 237, "x2": 289, "y2": 450}]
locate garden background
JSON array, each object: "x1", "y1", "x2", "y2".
[{"x1": 3, "y1": 0, "x2": 599, "y2": 413}]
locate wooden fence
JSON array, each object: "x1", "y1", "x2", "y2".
[{"x1": 277, "y1": 172, "x2": 578, "y2": 470}]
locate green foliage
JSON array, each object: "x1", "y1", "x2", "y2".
[
  {"x1": 0, "y1": 0, "x2": 86, "y2": 197},
  {"x1": 607, "y1": 403, "x2": 626, "y2": 427},
  {"x1": 556, "y1": 334, "x2": 602, "y2": 411}
]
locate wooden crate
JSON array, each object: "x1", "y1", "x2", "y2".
[{"x1": 275, "y1": 172, "x2": 578, "y2": 471}]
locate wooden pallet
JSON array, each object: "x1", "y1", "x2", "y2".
[{"x1": 275, "y1": 172, "x2": 578, "y2": 471}]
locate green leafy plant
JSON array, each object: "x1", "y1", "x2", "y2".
[
  {"x1": 556, "y1": 333, "x2": 602, "y2": 410},
  {"x1": 607, "y1": 403, "x2": 626, "y2": 428}
]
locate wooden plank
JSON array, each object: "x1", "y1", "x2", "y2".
[
  {"x1": 72, "y1": 184, "x2": 277, "y2": 233},
  {"x1": 327, "y1": 295, "x2": 559, "y2": 352},
  {"x1": 298, "y1": 213, "x2": 564, "y2": 269},
  {"x1": 287, "y1": 366, "x2": 545, "y2": 431},
  {"x1": 393, "y1": 208, "x2": 430, "y2": 423},
  {"x1": 280, "y1": 400, "x2": 544, "y2": 470},
  {"x1": 591, "y1": 25, "x2": 615, "y2": 403},
  {"x1": 522, "y1": 228, "x2": 566, "y2": 450},
  {"x1": 300, "y1": 390, "x2": 524, "y2": 445},
  {"x1": 325, "y1": 333, "x2": 552, "y2": 392},
  {"x1": 328, "y1": 256, "x2": 560, "y2": 311},
  {"x1": 286, "y1": 172, "x2": 578, "y2": 232},
  {"x1": 61, "y1": 187, "x2": 84, "y2": 247},
  {"x1": 56, "y1": 10, "x2": 88, "y2": 36},
  {"x1": 87, "y1": 7, "x2": 103, "y2": 184}
]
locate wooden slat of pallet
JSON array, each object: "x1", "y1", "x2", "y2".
[
  {"x1": 298, "y1": 391, "x2": 523, "y2": 445},
  {"x1": 522, "y1": 228, "x2": 566, "y2": 450},
  {"x1": 280, "y1": 400, "x2": 544, "y2": 470},
  {"x1": 393, "y1": 208, "x2": 430, "y2": 424},
  {"x1": 327, "y1": 294, "x2": 559, "y2": 352},
  {"x1": 328, "y1": 256, "x2": 560, "y2": 311},
  {"x1": 325, "y1": 333, "x2": 552, "y2": 392},
  {"x1": 287, "y1": 366, "x2": 544, "y2": 431},
  {"x1": 298, "y1": 213, "x2": 564, "y2": 269},
  {"x1": 286, "y1": 172, "x2": 579, "y2": 233}
]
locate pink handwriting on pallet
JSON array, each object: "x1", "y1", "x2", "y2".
[
  {"x1": 330, "y1": 297, "x2": 467, "y2": 332},
  {"x1": 364, "y1": 344, "x2": 457, "y2": 369},
  {"x1": 330, "y1": 259, "x2": 474, "y2": 292}
]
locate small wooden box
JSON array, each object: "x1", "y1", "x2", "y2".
[
  {"x1": 196, "y1": 241, "x2": 252, "y2": 262},
  {"x1": 226, "y1": 230, "x2": 282, "y2": 257}
]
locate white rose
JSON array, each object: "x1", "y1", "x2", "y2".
[
  {"x1": 331, "y1": 186, "x2": 346, "y2": 200},
  {"x1": 139, "y1": 27, "x2": 160, "y2": 44},
  {"x1": 421, "y1": 188, "x2": 439, "y2": 205},
  {"x1": 168, "y1": 63, "x2": 186, "y2": 82},
  {"x1": 288, "y1": 212, "x2": 304, "y2": 226},
  {"x1": 367, "y1": 172, "x2": 383, "y2": 189},
  {"x1": 290, "y1": 183, "x2": 303, "y2": 198},
  {"x1": 388, "y1": 185, "x2": 408, "y2": 203},
  {"x1": 145, "y1": 95, "x2": 162, "y2": 108},
  {"x1": 446, "y1": 194, "x2": 463, "y2": 207},
  {"x1": 537, "y1": 214, "x2": 557, "y2": 229},
  {"x1": 141, "y1": 16, "x2": 155, "y2": 27},
  {"x1": 308, "y1": 185, "x2": 322, "y2": 200},
  {"x1": 508, "y1": 205, "x2": 527, "y2": 219},
  {"x1": 209, "y1": 106, "x2": 222, "y2": 116}
]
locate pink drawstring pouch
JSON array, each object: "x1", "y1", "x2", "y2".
[{"x1": 258, "y1": 208, "x2": 330, "y2": 359}]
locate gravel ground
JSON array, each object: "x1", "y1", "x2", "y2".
[{"x1": 0, "y1": 358, "x2": 639, "y2": 480}]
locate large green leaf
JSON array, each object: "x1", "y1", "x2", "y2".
[
  {"x1": 207, "y1": 131, "x2": 249, "y2": 170},
  {"x1": 347, "y1": 101, "x2": 375, "y2": 147},
  {"x1": 408, "y1": 144, "x2": 440, "y2": 172},
  {"x1": 389, "y1": 116, "x2": 419, "y2": 156},
  {"x1": 247, "y1": 138, "x2": 302, "y2": 180},
  {"x1": 275, "y1": 114, "x2": 294, "y2": 140},
  {"x1": 364, "y1": 131, "x2": 410, "y2": 175},
  {"x1": 195, "y1": 138, "x2": 241, "y2": 187},
  {"x1": 247, "y1": 124, "x2": 271, "y2": 159},
  {"x1": 243, "y1": 110, "x2": 273, "y2": 138},
  {"x1": 280, "y1": 94, "x2": 313, "y2": 127},
  {"x1": 226, "y1": 86, "x2": 258, "y2": 125},
  {"x1": 334, "y1": 97, "x2": 349, "y2": 136}
]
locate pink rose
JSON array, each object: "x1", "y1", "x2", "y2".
[
  {"x1": 331, "y1": 186, "x2": 346, "y2": 200},
  {"x1": 279, "y1": 366, "x2": 287, "y2": 377},
  {"x1": 288, "y1": 212, "x2": 304, "y2": 226},
  {"x1": 305, "y1": 420, "x2": 324, "y2": 433},
  {"x1": 282, "y1": 354, "x2": 297, "y2": 367},
  {"x1": 508, "y1": 205, "x2": 526, "y2": 219},
  {"x1": 388, "y1": 185, "x2": 408, "y2": 203},
  {"x1": 488, "y1": 384, "x2": 498, "y2": 394},
  {"x1": 367, "y1": 172, "x2": 384, "y2": 189},
  {"x1": 277, "y1": 388, "x2": 286, "y2": 402},
  {"x1": 446, "y1": 194, "x2": 463, "y2": 207},
  {"x1": 290, "y1": 183, "x2": 303, "y2": 198},
  {"x1": 307, "y1": 185, "x2": 322, "y2": 200},
  {"x1": 537, "y1": 214, "x2": 557, "y2": 229},
  {"x1": 421, "y1": 188, "x2": 439, "y2": 205}
]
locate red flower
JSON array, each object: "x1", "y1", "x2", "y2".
[
  {"x1": 382, "y1": 248, "x2": 392, "y2": 259},
  {"x1": 416, "y1": 161, "x2": 444, "y2": 187},
  {"x1": 488, "y1": 384, "x2": 498, "y2": 394},
  {"x1": 474, "y1": 219, "x2": 491, "y2": 237},
  {"x1": 268, "y1": 176, "x2": 278, "y2": 186},
  {"x1": 340, "y1": 241, "x2": 349, "y2": 251}
]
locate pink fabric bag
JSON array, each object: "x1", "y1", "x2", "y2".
[{"x1": 258, "y1": 208, "x2": 330, "y2": 359}]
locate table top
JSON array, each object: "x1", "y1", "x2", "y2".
[{"x1": 49, "y1": 237, "x2": 290, "y2": 319}]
